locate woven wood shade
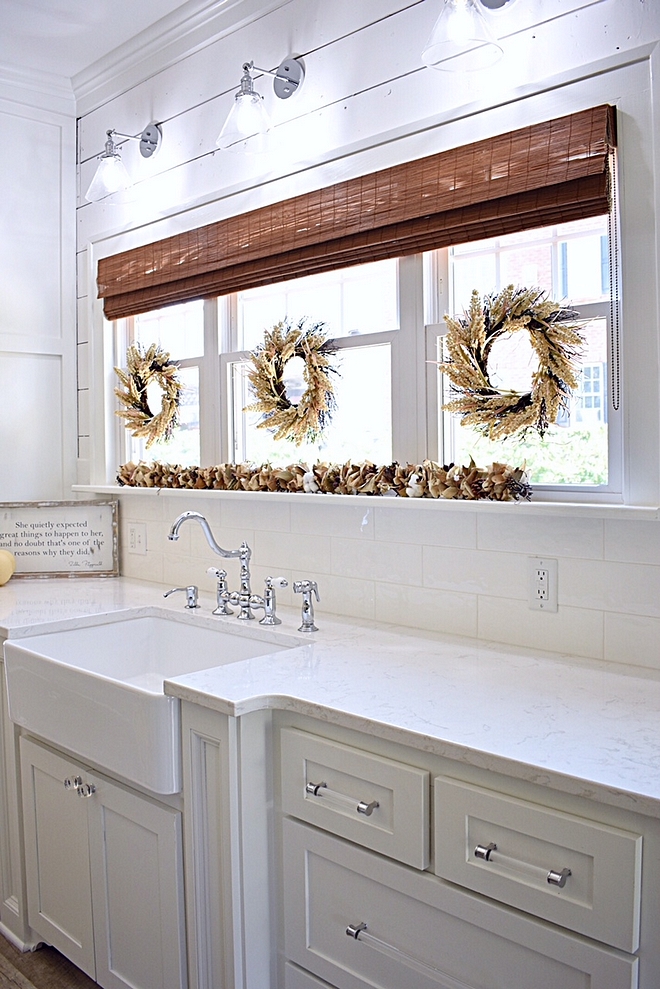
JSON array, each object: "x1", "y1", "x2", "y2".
[{"x1": 98, "y1": 104, "x2": 616, "y2": 320}]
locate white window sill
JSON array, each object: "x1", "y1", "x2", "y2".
[{"x1": 72, "y1": 485, "x2": 660, "y2": 521}]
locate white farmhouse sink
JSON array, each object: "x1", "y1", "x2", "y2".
[{"x1": 4, "y1": 614, "x2": 292, "y2": 794}]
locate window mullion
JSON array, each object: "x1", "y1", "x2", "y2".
[
  {"x1": 199, "y1": 298, "x2": 219, "y2": 465},
  {"x1": 391, "y1": 254, "x2": 427, "y2": 464}
]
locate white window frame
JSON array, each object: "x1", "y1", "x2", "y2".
[
  {"x1": 112, "y1": 239, "x2": 621, "y2": 502},
  {"x1": 218, "y1": 255, "x2": 429, "y2": 466},
  {"x1": 425, "y1": 240, "x2": 622, "y2": 502}
]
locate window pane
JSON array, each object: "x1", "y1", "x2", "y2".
[
  {"x1": 450, "y1": 216, "x2": 609, "y2": 310},
  {"x1": 233, "y1": 344, "x2": 392, "y2": 465},
  {"x1": 443, "y1": 317, "x2": 608, "y2": 485},
  {"x1": 127, "y1": 365, "x2": 200, "y2": 466},
  {"x1": 133, "y1": 300, "x2": 204, "y2": 359},
  {"x1": 237, "y1": 260, "x2": 399, "y2": 350},
  {"x1": 443, "y1": 217, "x2": 611, "y2": 487}
]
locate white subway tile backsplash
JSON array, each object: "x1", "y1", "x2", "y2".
[
  {"x1": 477, "y1": 513, "x2": 604, "y2": 559},
  {"x1": 478, "y1": 597, "x2": 604, "y2": 660},
  {"x1": 375, "y1": 583, "x2": 477, "y2": 637},
  {"x1": 255, "y1": 529, "x2": 331, "y2": 574},
  {"x1": 332, "y1": 536, "x2": 422, "y2": 585},
  {"x1": 423, "y1": 546, "x2": 527, "y2": 599},
  {"x1": 223, "y1": 496, "x2": 291, "y2": 533},
  {"x1": 560, "y1": 558, "x2": 660, "y2": 618},
  {"x1": 122, "y1": 549, "x2": 164, "y2": 584},
  {"x1": 292, "y1": 501, "x2": 375, "y2": 540},
  {"x1": 113, "y1": 491, "x2": 659, "y2": 669},
  {"x1": 605, "y1": 519, "x2": 660, "y2": 565},
  {"x1": 121, "y1": 496, "x2": 167, "y2": 523},
  {"x1": 604, "y1": 613, "x2": 660, "y2": 670},
  {"x1": 374, "y1": 504, "x2": 476, "y2": 548},
  {"x1": 315, "y1": 574, "x2": 376, "y2": 622}
]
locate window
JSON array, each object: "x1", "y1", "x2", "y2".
[
  {"x1": 223, "y1": 260, "x2": 398, "y2": 466},
  {"x1": 105, "y1": 106, "x2": 618, "y2": 496},
  {"x1": 115, "y1": 300, "x2": 204, "y2": 466},
  {"x1": 432, "y1": 215, "x2": 618, "y2": 490},
  {"x1": 113, "y1": 217, "x2": 618, "y2": 497}
]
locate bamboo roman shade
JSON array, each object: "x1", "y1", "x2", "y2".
[{"x1": 97, "y1": 104, "x2": 616, "y2": 320}]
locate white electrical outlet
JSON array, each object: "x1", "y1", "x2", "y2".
[
  {"x1": 528, "y1": 557, "x2": 558, "y2": 612},
  {"x1": 127, "y1": 522, "x2": 147, "y2": 555}
]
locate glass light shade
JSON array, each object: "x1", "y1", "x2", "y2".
[
  {"x1": 85, "y1": 152, "x2": 133, "y2": 203},
  {"x1": 422, "y1": 0, "x2": 503, "y2": 71},
  {"x1": 216, "y1": 91, "x2": 272, "y2": 153}
]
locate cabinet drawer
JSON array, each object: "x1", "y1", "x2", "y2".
[
  {"x1": 284, "y1": 961, "x2": 334, "y2": 989},
  {"x1": 434, "y1": 776, "x2": 642, "y2": 954},
  {"x1": 283, "y1": 818, "x2": 637, "y2": 989},
  {"x1": 280, "y1": 728, "x2": 429, "y2": 868}
]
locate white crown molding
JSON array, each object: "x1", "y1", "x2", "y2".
[
  {"x1": 73, "y1": 0, "x2": 295, "y2": 116},
  {"x1": 0, "y1": 62, "x2": 75, "y2": 115}
]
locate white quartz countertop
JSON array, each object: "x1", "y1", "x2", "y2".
[{"x1": 2, "y1": 576, "x2": 660, "y2": 818}]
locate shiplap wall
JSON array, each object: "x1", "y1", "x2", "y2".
[
  {"x1": 0, "y1": 71, "x2": 77, "y2": 500},
  {"x1": 74, "y1": 0, "x2": 660, "y2": 665}
]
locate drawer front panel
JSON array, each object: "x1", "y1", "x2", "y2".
[
  {"x1": 283, "y1": 819, "x2": 636, "y2": 989},
  {"x1": 284, "y1": 961, "x2": 335, "y2": 989},
  {"x1": 280, "y1": 728, "x2": 429, "y2": 868},
  {"x1": 434, "y1": 776, "x2": 642, "y2": 953}
]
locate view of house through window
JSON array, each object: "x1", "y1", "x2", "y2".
[{"x1": 114, "y1": 216, "x2": 617, "y2": 493}]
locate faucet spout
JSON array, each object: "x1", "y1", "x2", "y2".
[{"x1": 169, "y1": 511, "x2": 246, "y2": 560}]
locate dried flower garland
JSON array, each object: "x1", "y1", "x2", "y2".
[
  {"x1": 439, "y1": 286, "x2": 584, "y2": 440},
  {"x1": 114, "y1": 343, "x2": 182, "y2": 448},
  {"x1": 244, "y1": 319, "x2": 338, "y2": 445},
  {"x1": 117, "y1": 458, "x2": 531, "y2": 501}
]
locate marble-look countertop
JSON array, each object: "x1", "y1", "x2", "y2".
[{"x1": 2, "y1": 576, "x2": 659, "y2": 818}]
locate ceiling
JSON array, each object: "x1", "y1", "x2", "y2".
[{"x1": 0, "y1": 0, "x2": 197, "y2": 79}]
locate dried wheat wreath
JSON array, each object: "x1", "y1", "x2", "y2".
[
  {"x1": 114, "y1": 343, "x2": 182, "y2": 448},
  {"x1": 244, "y1": 318, "x2": 338, "y2": 445},
  {"x1": 439, "y1": 286, "x2": 584, "y2": 440}
]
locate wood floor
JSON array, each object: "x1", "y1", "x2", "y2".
[{"x1": 0, "y1": 936, "x2": 97, "y2": 989}]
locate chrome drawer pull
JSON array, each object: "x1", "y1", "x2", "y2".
[
  {"x1": 474, "y1": 841, "x2": 497, "y2": 861},
  {"x1": 345, "y1": 920, "x2": 475, "y2": 989},
  {"x1": 305, "y1": 781, "x2": 380, "y2": 818},
  {"x1": 64, "y1": 776, "x2": 83, "y2": 791},
  {"x1": 77, "y1": 783, "x2": 96, "y2": 798},
  {"x1": 474, "y1": 842, "x2": 572, "y2": 889},
  {"x1": 547, "y1": 867, "x2": 572, "y2": 888}
]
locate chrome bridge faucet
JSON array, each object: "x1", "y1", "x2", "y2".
[{"x1": 168, "y1": 511, "x2": 254, "y2": 620}]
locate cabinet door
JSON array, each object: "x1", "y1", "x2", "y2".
[
  {"x1": 20, "y1": 736, "x2": 96, "y2": 978},
  {"x1": 88, "y1": 777, "x2": 187, "y2": 989}
]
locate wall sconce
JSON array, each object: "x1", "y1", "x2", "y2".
[
  {"x1": 421, "y1": 0, "x2": 504, "y2": 71},
  {"x1": 84, "y1": 123, "x2": 162, "y2": 203},
  {"x1": 216, "y1": 56, "x2": 305, "y2": 153}
]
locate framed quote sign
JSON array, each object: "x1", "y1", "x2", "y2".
[{"x1": 0, "y1": 501, "x2": 118, "y2": 577}]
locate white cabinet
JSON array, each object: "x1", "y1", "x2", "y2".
[
  {"x1": 276, "y1": 717, "x2": 660, "y2": 989},
  {"x1": 282, "y1": 816, "x2": 637, "y2": 989},
  {"x1": 0, "y1": 646, "x2": 34, "y2": 948},
  {"x1": 20, "y1": 736, "x2": 187, "y2": 989}
]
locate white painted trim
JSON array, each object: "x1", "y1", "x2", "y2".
[
  {"x1": 0, "y1": 919, "x2": 41, "y2": 953},
  {"x1": 72, "y1": 485, "x2": 660, "y2": 519},
  {"x1": 0, "y1": 62, "x2": 74, "y2": 114},
  {"x1": 73, "y1": 0, "x2": 298, "y2": 116}
]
